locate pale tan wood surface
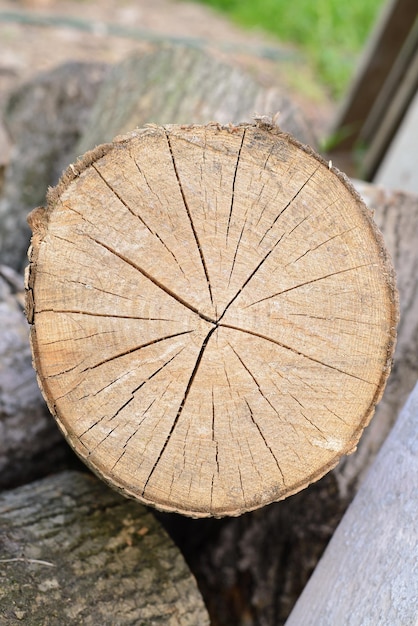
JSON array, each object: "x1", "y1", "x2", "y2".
[
  {"x1": 285, "y1": 381, "x2": 418, "y2": 626},
  {"x1": 337, "y1": 181, "x2": 418, "y2": 492},
  {"x1": 26, "y1": 123, "x2": 398, "y2": 517}
]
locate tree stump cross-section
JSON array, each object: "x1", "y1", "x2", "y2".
[{"x1": 25, "y1": 123, "x2": 398, "y2": 517}]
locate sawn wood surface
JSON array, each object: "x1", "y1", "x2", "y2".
[{"x1": 26, "y1": 122, "x2": 398, "y2": 517}]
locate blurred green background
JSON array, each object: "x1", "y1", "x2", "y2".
[{"x1": 192, "y1": 0, "x2": 385, "y2": 98}]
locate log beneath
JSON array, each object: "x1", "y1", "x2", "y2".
[
  {"x1": 26, "y1": 122, "x2": 397, "y2": 517},
  {"x1": 285, "y1": 381, "x2": 418, "y2": 625},
  {"x1": 0, "y1": 470, "x2": 209, "y2": 625}
]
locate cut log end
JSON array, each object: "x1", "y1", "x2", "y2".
[{"x1": 25, "y1": 123, "x2": 398, "y2": 517}]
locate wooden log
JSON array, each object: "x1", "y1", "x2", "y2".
[
  {"x1": 2, "y1": 179, "x2": 414, "y2": 623},
  {"x1": 25, "y1": 122, "x2": 397, "y2": 517},
  {"x1": 0, "y1": 61, "x2": 108, "y2": 272},
  {"x1": 76, "y1": 43, "x2": 316, "y2": 156},
  {"x1": 0, "y1": 43, "x2": 320, "y2": 496},
  {"x1": 285, "y1": 381, "x2": 418, "y2": 625},
  {"x1": 0, "y1": 470, "x2": 209, "y2": 625}
]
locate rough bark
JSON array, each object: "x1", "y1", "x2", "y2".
[
  {"x1": 0, "y1": 61, "x2": 108, "y2": 271},
  {"x1": 0, "y1": 470, "x2": 209, "y2": 625},
  {"x1": 25, "y1": 123, "x2": 397, "y2": 518},
  {"x1": 286, "y1": 382, "x2": 418, "y2": 626}
]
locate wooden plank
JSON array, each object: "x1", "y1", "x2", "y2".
[
  {"x1": 330, "y1": 0, "x2": 417, "y2": 152},
  {"x1": 364, "y1": 36, "x2": 418, "y2": 180},
  {"x1": 285, "y1": 382, "x2": 418, "y2": 625}
]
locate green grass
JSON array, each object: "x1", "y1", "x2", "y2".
[{"x1": 190, "y1": 0, "x2": 385, "y2": 98}]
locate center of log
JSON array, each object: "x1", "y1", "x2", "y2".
[{"x1": 26, "y1": 122, "x2": 398, "y2": 518}]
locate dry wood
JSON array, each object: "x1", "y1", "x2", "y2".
[
  {"x1": 337, "y1": 181, "x2": 418, "y2": 492},
  {"x1": 285, "y1": 381, "x2": 418, "y2": 626},
  {"x1": 0, "y1": 470, "x2": 209, "y2": 625},
  {"x1": 26, "y1": 122, "x2": 398, "y2": 518}
]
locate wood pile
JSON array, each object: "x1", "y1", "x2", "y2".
[{"x1": 1, "y1": 43, "x2": 417, "y2": 625}]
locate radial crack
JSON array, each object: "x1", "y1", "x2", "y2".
[
  {"x1": 41, "y1": 330, "x2": 115, "y2": 346},
  {"x1": 92, "y1": 163, "x2": 153, "y2": 234},
  {"x1": 110, "y1": 397, "x2": 155, "y2": 471},
  {"x1": 108, "y1": 348, "x2": 185, "y2": 424},
  {"x1": 165, "y1": 131, "x2": 213, "y2": 305},
  {"x1": 259, "y1": 164, "x2": 320, "y2": 246},
  {"x1": 226, "y1": 128, "x2": 246, "y2": 240},
  {"x1": 228, "y1": 214, "x2": 247, "y2": 286},
  {"x1": 219, "y1": 232, "x2": 285, "y2": 321},
  {"x1": 285, "y1": 226, "x2": 358, "y2": 267},
  {"x1": 142, "y1": 325, "x2": 217, "y2": 495},
  {"x1": 221, "y1": 323, "x2": 375, "y2": 384},
  {"x1": 229, "y1": 343, "x2": 283, "y2": 418},
  {"x1": 67, "y1": 280, "x2": 133, "y2": 301},
  {"x1": 211, "y1": 386, "x2": 219, "y2": 474},
  {"x1": 89, "y1": 237, "x2": 215, "y2": 323},
  {"x1": 83, "y1": 330, "x2": 193, "y2": 371},
  {"x1": 246, "y1": 263, "x2": 372, "y2": 307},
  {"x1": 244, "y1": 398, "x2": 285, "y2": 485},
  {"x1": 36, "y1": 308, "x2": 177, "y2": 322},
  {"x1": 94, "y1": 162, "x2": 188, "y2": 278}
]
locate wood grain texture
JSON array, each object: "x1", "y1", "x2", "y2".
[
  {"x1": 285, "y1": 381, "x2": 418, "y2": 626},
  {"x1": 337, "y1": 181, "x2": 418, "y2": 492},
  {"x1": 26, "y1": 123, "x2": 398, "y2": 517},
  {"x1": 0, "y1": 470, "x2": 209, "y2": 625}
]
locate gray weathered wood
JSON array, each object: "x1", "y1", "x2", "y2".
[
  {"x1": 0, "y1": 61, "x2": 108, "y2": 271},
  {"x1": 0, "y1": 470, "x2": 209, "y2": 625},
  {"x1": 76, "y1": 43, "x2": 316, "y2": 156},
  {"x1": 286, "y1": 381, "x2": 418, "y2": 626}
]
